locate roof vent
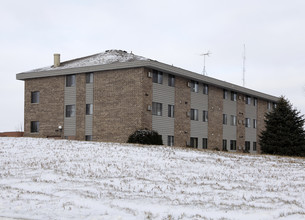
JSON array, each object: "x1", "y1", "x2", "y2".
[{"x1": 54, "y1": 53, "x2": 60, "y2": 67}]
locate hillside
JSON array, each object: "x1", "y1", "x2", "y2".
[{"x1": 0, "y1": 138, "x2": 304, "y2": 219}]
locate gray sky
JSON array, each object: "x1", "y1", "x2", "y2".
[{"x1": 1, "y1": 0, "x2": 305, "y2": 132}]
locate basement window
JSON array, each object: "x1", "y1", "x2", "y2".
[
  {"x1": 167, "y1": 136, "x2": 174, "y2": 146},
  {"x1": 245, "y1": 141, "x2": 251, "y2": 151},
  {"x1": 85, "y1": 135, "x2": 92, "y2": 141},
  {"x1": 31, "y1": 91, "x2": 40, "y2": 103},
  {"x1": 31, "y1": 121, "x2": 39, "y2": 133},
  {"x1": 190, "y1": 137, "x2": 198, "y2": 148},
  {"x1": 230, "y1": 140, "x2": 236, "y2": 150},
  {"x1": 202, "y1": 138, "x2": 208, "y2": 149}
]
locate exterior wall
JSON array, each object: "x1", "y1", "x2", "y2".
[
  {"x1": 24, "y1": 76, "x2": 65, "y2": 138},
  {"x1": 93, "y1": 67, "x2": 152, "y2": 143},
  {"x1": 257, "y1": 99, "x2": 268, "y2": 153},
  {"x1": 190, "y1": 83, "x2": 208, "y2": 149},
  {"x1": 76, "y1": 74, "x2": 86, "y2": 140},
  {"x1": 152, "y1": 73, "x2": 175, "y2": 145},
  {"x1": 245, "y1": 99, "x2": 257, "y2": 153},
  {"x1": 223, "y1": 95, "x2": 237, "y2": 151},
  {"x1": 174, "y1": 76, "x2": 191, "y2": 147},
  {"x1": 142, "y1": 69, "x2": 153, "y2": 130},
  {"x1": 64, "y1": 78, "x2": 76, "y2": 137},
  {"x1": 207, "y1": 85, "x2": 223, "y2": 150},
  {"x1": 85, "y1": 80, "x2": 94, "y2": 136},
  {"x1": 236, "y1": 93, "x2": 246, "y2": 152}
]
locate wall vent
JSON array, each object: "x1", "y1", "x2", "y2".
[
  {"x1": 147, "y1": 72, "x2": 152, "y2": 78},
  {"x1": 147, "y1": 105, "x2": 152, "y2": 111}
]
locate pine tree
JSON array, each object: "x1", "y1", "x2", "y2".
[{"x1": 260, "y1": 96, "x2": 305, "y2": 157}]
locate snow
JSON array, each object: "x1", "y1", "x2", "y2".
[
  {"x1": 29, "y1": 50, "x2": 149, "y2": 72},
  {"x1": 0, "y1": 137, "x2": 304, "y2": 220}
]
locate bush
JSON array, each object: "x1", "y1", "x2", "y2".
[{"x1": 127, "y1": 129, "x2": 163, "y2": 145}]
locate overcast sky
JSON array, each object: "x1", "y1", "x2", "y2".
[{"x1": 1, "y1": 0, "x2": 305, "y2": 132}]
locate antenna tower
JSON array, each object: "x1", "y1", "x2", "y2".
[
  {"x1": 242, "y1": 44, "x2": 246, "y2": 87},
  {"x1": 200, "y1": 51, "x2": 211, "y2": 76}
]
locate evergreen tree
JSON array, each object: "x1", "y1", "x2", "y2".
[{"x1": 260, "y1": 96, "x2": 305, "y2": 157}]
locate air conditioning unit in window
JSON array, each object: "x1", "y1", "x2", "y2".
[
  {"x1": 147, "y1": 72, "x2": 152, "y2": 78},
  {"x1": 187, "y1": 82, "x2": 191, "y2": 87},
  {"x1": 147, "y1": 105, "x2": 152, "y2": 111}
]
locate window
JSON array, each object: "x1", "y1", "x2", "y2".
[
  {"x1": 66, "y1": 105, "x2": 76, "y2": 117},
  {"x1": 85, "y1": 135, "x2": 92, "y2": 141},
  {"x1": 253, "y1": 98, "x2": 258, "y2": 106},
  {"x1": 86, "y1": 73, "x2": 93, "y2": 83},
  {"x1": 190, "y1": 137, "x2": 198, "y2": 148},
  {"x1": 230, "y1": 140, "x2": 236, "y2": 150},
  {"x1": 253, "y1": 119, "x2": 257, "y2": 128},
  {"x1": 66, "y1": 75, "x2": 76, "y2": 87},
  {"x1": 168, "y1": 105, "x2": 174, "y2": 118},
  {"x1": 86, "y1": 104, "x2": 93, "y2": 115},
  {"x1": 153, "y1": 70, "x2": 163, "y2": 84},
  {"x1": 231, "y1": 115, "x2": 236, "y2": 126},
  {"x1": 223, "y1": 114, "x2": 227, "y2": 125},
  {"x1": 245, "y1": 118, "x2": 250, "y2": 128},
  {"x1": 273, "y1": 103, "x2": 277, "y2": 109},
  {"x1": 267, "y1": 101, "x2": 272, "y2": 110},
  {"x1": 203, "y1": 84, "x2": 208, "y2": 95},
  {"x1": 152, "y1": 102, "x2": 162, "y2": 116},
  {"x1": 168, "y1": 74, "x2": 175, "y2": 87},
  {"x1": 190, "y1": 81, "x2": 198, "y2": 93},
  {"x1": 222, "y1": 139, "x2": 227, "y2": 151},
  {"x1": 203, "y1": 110, "x2": 208, "y2": 122},
  {"x1": 191, "y1": 109, "x2": 198, "y2": 121},
  {"x1": 253, "y1": 142, "x2": 257, "y2": 151},
  {"x1": 31, "y1": 121, "x2": 39, "y2": 133},
  {"x1": 245, "y1": 141, "x2": 250, "y2": 151},
  {"x1": 223, "y1": 89, "x2": 228, "y2": 99},
  {"x1": 231, "y1": 92, "x2": 237, "y2": 101},
  {"x1": 168, "y1": 136, "x2": 174, "y2": 146},
  {"x1": 246, "y1": 96, "x2": 251, "y2": 105},
  {"x1": 202, "y1": 138, "x2": 208, "y2": 149},
  {"x1": 31, "y1": 91, "x2": 40, "y2": 103}
]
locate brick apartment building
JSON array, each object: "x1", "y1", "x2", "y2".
[{"x1": 16, "y1": 50, "x2": 278, "y2": 153}]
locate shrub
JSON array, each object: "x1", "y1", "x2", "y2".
[{"x1": 127, "y1": 129, "x2": 163, "y2": 145}]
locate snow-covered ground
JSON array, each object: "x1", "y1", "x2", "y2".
[{"x1": 0, "y1": 138, "x2": 304, "y2": 220}]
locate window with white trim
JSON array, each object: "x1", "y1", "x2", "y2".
[
  {"x1": 191, "y1": 109, "x2": 198, "y2": 121},
  {"x1": 152, "y1": 102, "x2": 162, "y2": 116},
  {"x1": 66, "y1": 105, "x2": 76, "y2": 117}
]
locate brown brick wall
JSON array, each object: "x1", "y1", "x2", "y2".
[
  {"x1": 76, "y1": 74, "x2": 86, "y2": 140},
  {"x1": 93, "y1": 67, "x2": 151, "y2": 143},
  {"x1": 24, "y1": 76, "x2": 65, "y2": 138},
  {"x1": 142, "y1": 69, "x2": 153, "y2": 130},
  {"x1": 257, "y1": 99, "x2": 268, "y2": 153},
  {"x1": 174, "y1": 76, "x2": 191, "y2": 147},
  {"x1": 236, "y1": 93, "x2": 246, "y2": 152},
  {"x1": 208, "y1": 85, "x2": 223, "y2": 150}
]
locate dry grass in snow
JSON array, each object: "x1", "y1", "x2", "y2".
[{"x1": 0, "y1": 137, "x2": 304, "y2": 219}]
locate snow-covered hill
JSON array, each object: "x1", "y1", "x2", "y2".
[{"x1": 0, "y1": 138, "x2": 304, "y2": 220}]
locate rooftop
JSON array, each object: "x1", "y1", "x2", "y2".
[{"x1": 16, "y1": 50, "x2": 279, "y2": 102}]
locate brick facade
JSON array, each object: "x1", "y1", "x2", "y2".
[
  {"x1": 93, "y1": 67, "x2": 152, "y2": 143},
  {"x1": 174, "y1": 76, "x2": 191, "y2": 147},
  {"x1": 236, "y1": 93, "x2": 246, "y2": 152},
  {"x1": 208, "y1": 85, "x2": 223, "y2": 150},
  {"x1": 76, "y1": 74, "x2": 86, "y2": 140},
  {"x1": 24, "y1": 76, "x2": 65, "y2": 138}
]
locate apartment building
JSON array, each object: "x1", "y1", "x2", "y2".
[{"x1": 16, "y1": 50, "x2": 278, "y2": 153}]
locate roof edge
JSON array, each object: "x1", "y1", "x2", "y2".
[{"x1": 16, "y1": 60, "x2": 279, "y2": 102}]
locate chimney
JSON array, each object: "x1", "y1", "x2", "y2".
[{"x1": 54, "y1": 53, "x2": 60, "y2": 67}]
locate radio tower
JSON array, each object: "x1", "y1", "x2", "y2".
[{"x1": 242, "y1": 44, "x2": 246, "y2": 87}]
